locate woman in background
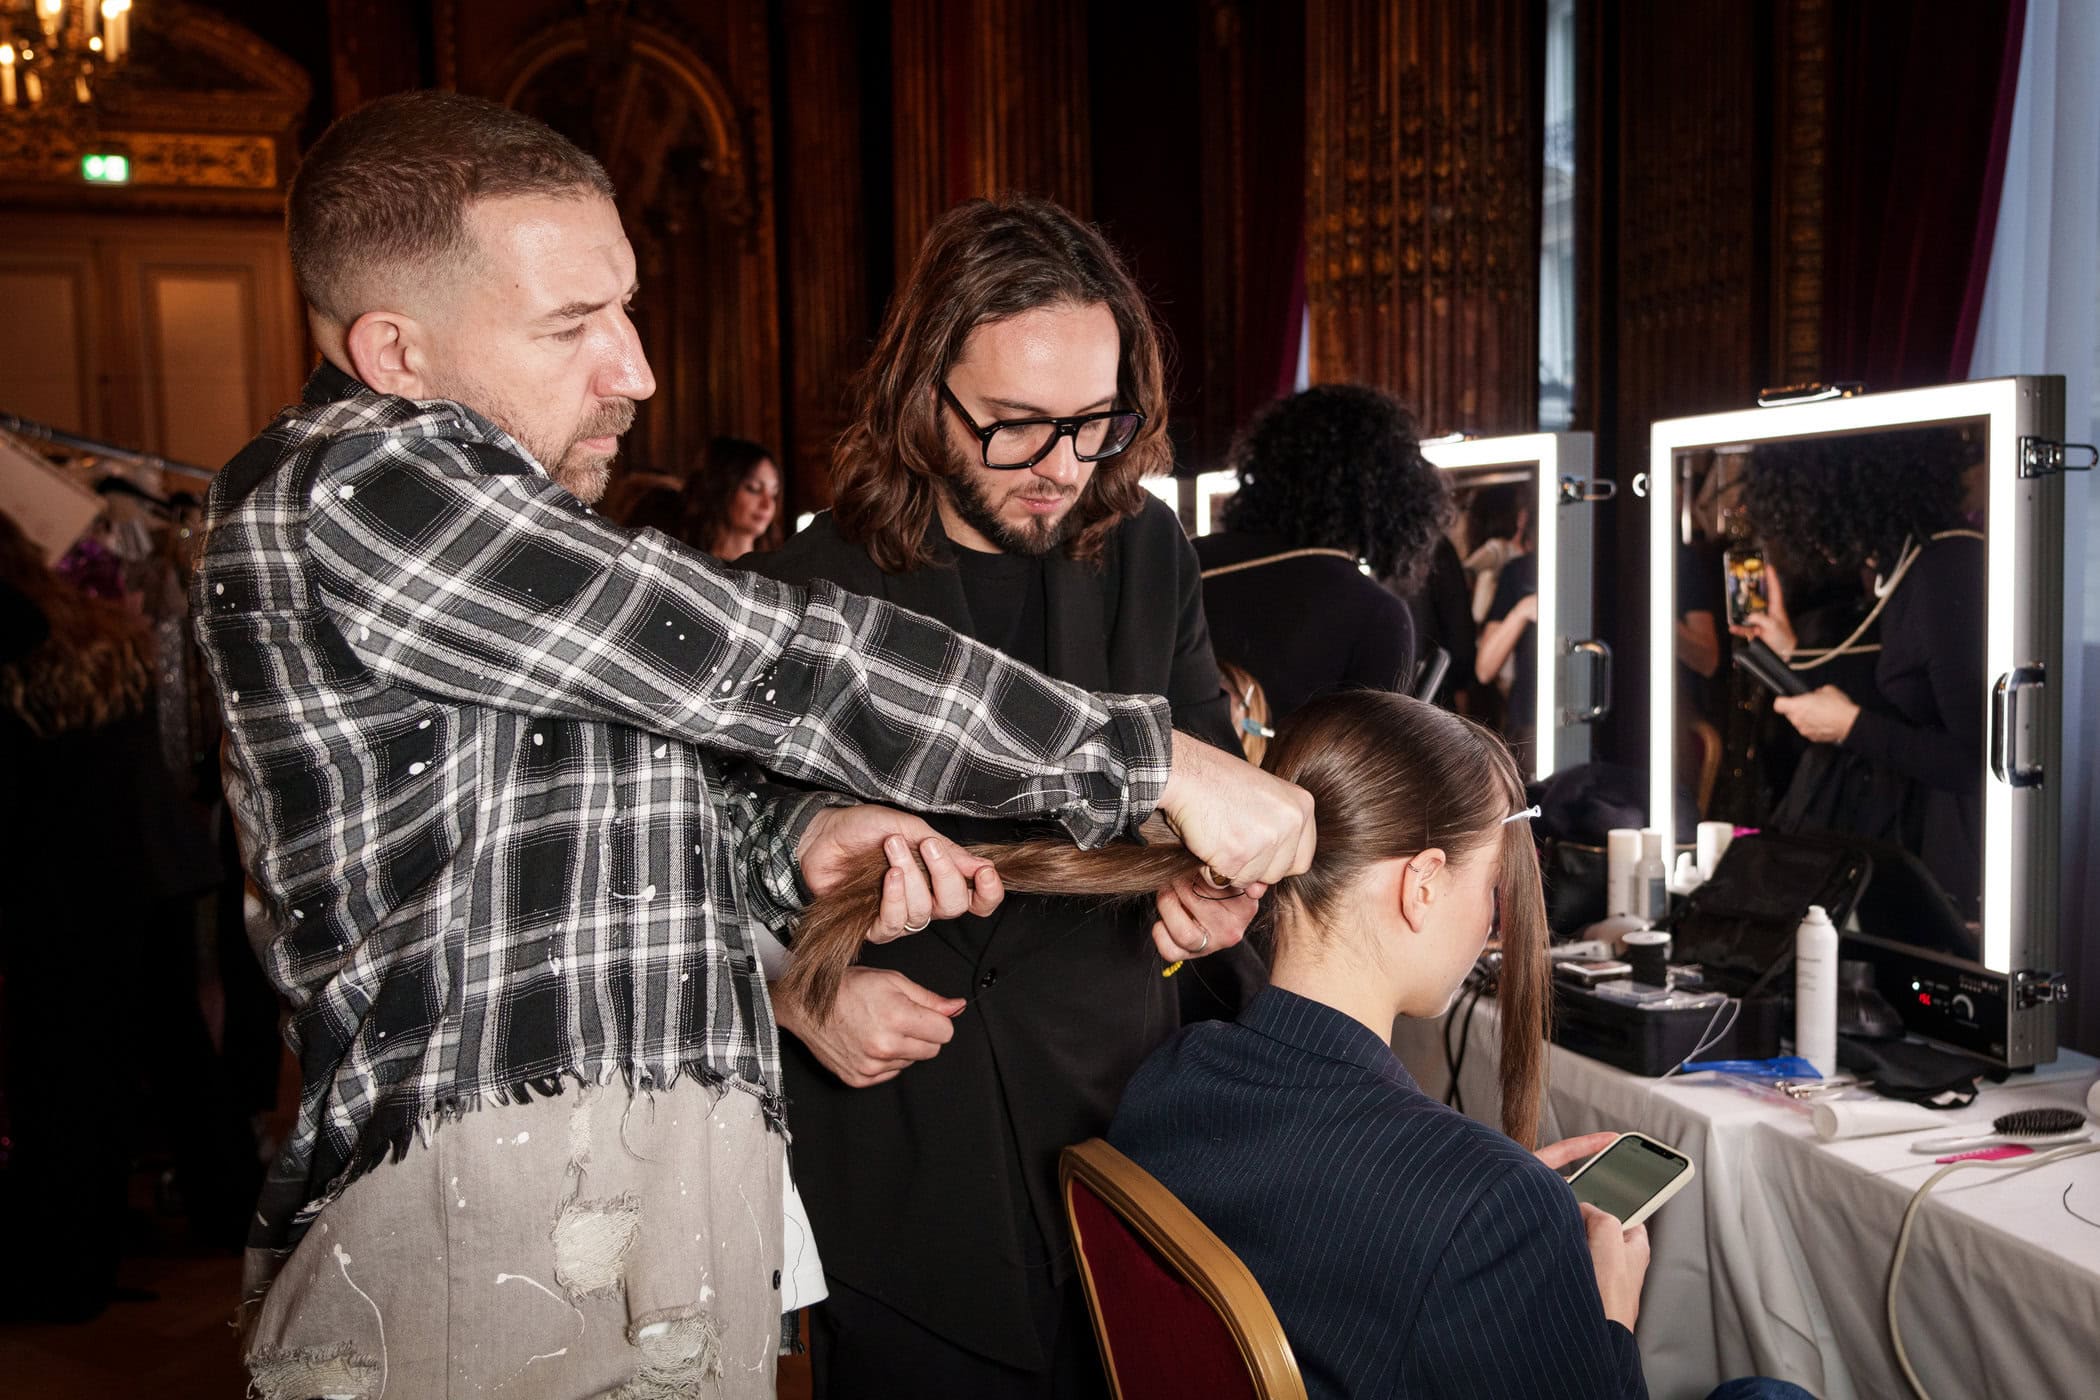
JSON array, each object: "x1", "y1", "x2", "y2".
[
  {"x1": 682, "y1": 435, "x2": 785, "y2": 561},
  {"x1": 1198, "y1": 385, "x2": 1450, "y2": 721}
]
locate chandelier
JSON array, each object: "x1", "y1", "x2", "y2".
[{"x1": 0, "y1": 0, "x2": 135, "y2": 112}]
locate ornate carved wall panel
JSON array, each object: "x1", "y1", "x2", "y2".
[
  {"x1": 779, "y1": 0, "x2": 872, "y2": 509},
  {"x1": 1611, "y1": 2, "x2": 1762, "y2": 437},
  {"x1": 1303, "y1": 0, "x2": 1541, "y2": 438},
  {"x1": 889, "y1": 0, "x2": 1092, "y2": 280},
  {"x1": 456, "y1": 0, "x2": 782, "y2": 482},
  {"x1": 1773, "y1": 0, "x2": 1829, "y2": 387}
]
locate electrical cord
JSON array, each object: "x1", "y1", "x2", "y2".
[
  {"x1": 1657, "y1": 995, "x2": 1741, "y2": 1080},
  {"x1": 1886, "y1": 1141, "x2": 2100, "y2": 1400},
  {"x1": 1443, "y1": 983, "x2": 1486, "y2": 1115}
]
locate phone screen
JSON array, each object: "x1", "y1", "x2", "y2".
[
  {"x1": 1723, "y1": 548, "x2": 1768, "y2": 627},
  {"x1": 1569, "y1": 1136, "x2": 1691, "y2": 1222}
]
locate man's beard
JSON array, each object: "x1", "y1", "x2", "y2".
[
  {"x1": 436, "y1": 375, "x2": 635, "y2": 506},
  {"x1": 940, "y1": 446, "x2": 1078, "y2": 557}
]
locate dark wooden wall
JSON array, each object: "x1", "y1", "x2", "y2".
[
  {"x1": 256, "y1": 1, "x2": 1840, "y2": 772},
  {"x1": 1580, "y1": 0, "x2": 1826, "y2": 764},
  {"x1": 1305, "y1": 0, "x2": 1543, "y2": 439}
]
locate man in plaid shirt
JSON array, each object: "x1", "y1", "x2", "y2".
[{"x1": 200, "y1": 93, "x2": 1311, "y2": 1399}]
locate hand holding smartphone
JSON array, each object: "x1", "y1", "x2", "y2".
[{"x1": 1564, "y1": 1131, "x2": 1697, "y2": 1229}]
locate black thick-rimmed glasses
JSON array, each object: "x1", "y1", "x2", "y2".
[{"x1": 940, "y1": 382, "x2": 1145, "y2": 470}]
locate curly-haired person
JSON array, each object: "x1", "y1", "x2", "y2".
[
  {"x1": 1198, "y1": 383, "x2": 1452, "y2": 721},
  {"x1": 1735, "y1": 425, "x2": 1985, "y2": 914}
]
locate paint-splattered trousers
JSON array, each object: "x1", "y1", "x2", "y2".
[{"x1": 242, "y1": 1081, "x2": 785, "y2": 1399}]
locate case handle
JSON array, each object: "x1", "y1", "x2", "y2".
[
  {"x1": 1990, "y1": 666, "x2": 2045, "y2": 788},
  {"x1": 1566, "y1": 639, "x2": 1613, "y2": 723}
]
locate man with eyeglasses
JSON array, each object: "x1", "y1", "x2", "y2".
[{"x1": 744, "y1": 195, "x2": 1264, "y2": 1398}]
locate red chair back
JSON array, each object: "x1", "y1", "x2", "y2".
[{"x1": 1061, "y1": 1139, "x2": 1306, "y2": 1400}]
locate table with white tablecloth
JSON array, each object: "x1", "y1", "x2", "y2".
[{"x1": 1394, "y1": 1000, "x2": 2100, "y2": 1400}]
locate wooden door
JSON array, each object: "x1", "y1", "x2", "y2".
[{"x1": 0, "y1": 215, "x2": 304, "y2": 470}]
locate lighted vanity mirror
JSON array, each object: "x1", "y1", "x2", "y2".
[
  {"x1": 1646, "y1": 378, "x2": 2070, "y2": 1066},
  {"x1": 1149, "y1": 434, "x2": 1611, "y2": 783}
]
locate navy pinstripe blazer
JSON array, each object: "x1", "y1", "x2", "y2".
[{"x1": 1108, "y1": 987, "x2": 1648, "y2": 1399}]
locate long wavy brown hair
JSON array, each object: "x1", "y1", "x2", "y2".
[
  {"x1": 829, "y1": 195, "x2": 1173, "y2": 573},
  {"x1": 780, "y1": 691, "x2": 1551, "y2": 1147},
  {"x1": 0, "y1": 510, "x2": 152, "y2": 738}
]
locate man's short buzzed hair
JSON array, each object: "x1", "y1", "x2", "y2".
[{"x1": 287, "y1": 90, "x2": 615, "y2": 324}]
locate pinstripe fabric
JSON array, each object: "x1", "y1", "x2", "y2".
[
  {"x1": 197, "y1": 363, "x2": 1172, "y2": 1284},
  {"x1": 1108, "y1": 987, "x2": 1647, "y2": 1399}
]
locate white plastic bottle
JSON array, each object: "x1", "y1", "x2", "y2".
[
  {"x1": 1794, "y1": 904, "x2": 1839, "y2": 1077},
  {"x1": 1634, "y1": 830, "x2": 1668, "y2": 922}
]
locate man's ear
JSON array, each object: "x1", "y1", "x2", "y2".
[{"x1": 344, "y1": 310, "x2": 432, "y2": 398}]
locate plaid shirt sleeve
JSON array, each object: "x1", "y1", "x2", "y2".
[
  {"x1": 715, "y1": 765, "x2": 851, "y2": 934},
  {"x1": 302, "y1": 433, "x2": 1170, "y2": 847}
]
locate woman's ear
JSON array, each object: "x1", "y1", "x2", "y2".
[{"x1": 1398, "y1": 848, "x2": 1448, "y2": 935}]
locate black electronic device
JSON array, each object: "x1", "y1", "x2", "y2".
[
  {"x1": 1550, "y1": 980, "x2": 1742, "y2": 1076},
  {"x1": 1667, "y1": 832, "x2": 1872, "y2": 996},
  {"x1": 1734, "y1": 636, "x2": 1809, "y2": 697}
]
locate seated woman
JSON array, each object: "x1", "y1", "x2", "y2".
[
  {"x1": 776, "y1": 693, "x2": 1803, "y2": 1400},
  {"x1": 1114, "y1": 692, "x2": 1652, "y2": 1398},
  {"x1": 1198, "y1": 386, "x2": 1448, "y2": 722}
]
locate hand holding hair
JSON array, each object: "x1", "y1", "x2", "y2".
[{"x1": 778, "y1": 816, "x2": 1210, "y2": 1023}]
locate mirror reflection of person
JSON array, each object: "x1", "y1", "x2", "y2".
[
  {"x1": 1736, "y1": 430, "x2": 1986, "y2": 914},
  {"x1": 1475, "y1": 544, "x2": 1539, "y2": 763}
]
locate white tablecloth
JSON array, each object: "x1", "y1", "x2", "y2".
[{"x1": 1394, "y1": 1003, "x2": 2100, "y2": 1400}]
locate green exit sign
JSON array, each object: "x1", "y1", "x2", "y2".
[{"x1": 81, "y1": 153, "x2": 129, "y2": 184}]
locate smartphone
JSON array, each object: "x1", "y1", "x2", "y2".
[
  {"x1": 1565, "y1": 1132, "x2": 1697, "y2": 1228},
  {"x1": 1722, "y1": 547, "x2": 1769, "y2": 628}
]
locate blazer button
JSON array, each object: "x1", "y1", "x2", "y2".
[{"x1": 978, "y1": 968, "x2": 998, "y2": 989}]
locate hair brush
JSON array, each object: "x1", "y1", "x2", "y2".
[{"x1": 1909, "y1": 1107, "x2": 2090, "y2": 1155}]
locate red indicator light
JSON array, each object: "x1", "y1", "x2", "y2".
[{"x1": 1918, "y1": 993, "x2": 1932, "y2": 1005}]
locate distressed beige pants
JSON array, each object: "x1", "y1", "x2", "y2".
[{"x1": 243, "y1": 1081, "x2": 784, "y2": 1399}]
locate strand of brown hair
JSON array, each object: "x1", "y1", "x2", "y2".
[{"x1": 775, "y1": 817, "x2": 1204, "y2": 1025}]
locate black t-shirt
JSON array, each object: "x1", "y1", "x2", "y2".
[
  {"x1": 951, "y1": 544, "x2": 1049, "y2": 673},
  {"x1": 1488, "y1": 551, "x2": 1539, "y2": 732}
]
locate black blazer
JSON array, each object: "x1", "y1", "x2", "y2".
[
  {"x1": 743, "y1": 498, "x2": 1245, "y2": 1369},
  {"x1": 1111, "y1": 987, "x2": 1649, "y2": 1400}
]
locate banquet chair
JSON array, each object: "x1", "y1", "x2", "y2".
[{"x1": 1060, "y1": 1138, "x2": 1307, "y2": 1400}]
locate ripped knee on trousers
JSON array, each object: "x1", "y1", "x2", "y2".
[
  {"x1": 601, "y1": 1314, "x2": 724, "y2": 1399},
  {"x1": 247, "y1": 1343, "x2": 382, "y2": 1400}
]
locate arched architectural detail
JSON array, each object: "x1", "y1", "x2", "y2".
[{"x1": 490, "y1": 17, "x2": 752, "y2": 230}]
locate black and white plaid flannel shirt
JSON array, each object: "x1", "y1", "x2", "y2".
[{"x1": 197, "y1": 363, "x2": 1171, "y2": 1273}]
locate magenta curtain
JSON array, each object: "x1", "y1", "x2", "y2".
[{"x1": 1822, "y1": 0, "x2": 2026, "y2": 390}]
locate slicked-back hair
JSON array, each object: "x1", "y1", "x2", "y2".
[
  {"x1": 830, "y1": 195, "x2": 1173, "y2": 573},
  {"x1": 287, "y1": 90, "x2": 615, "y2": 324}
]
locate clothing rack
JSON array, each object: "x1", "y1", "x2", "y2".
[{"x1": 0, "y1": 410, "x2": 217, "y2": 484}]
